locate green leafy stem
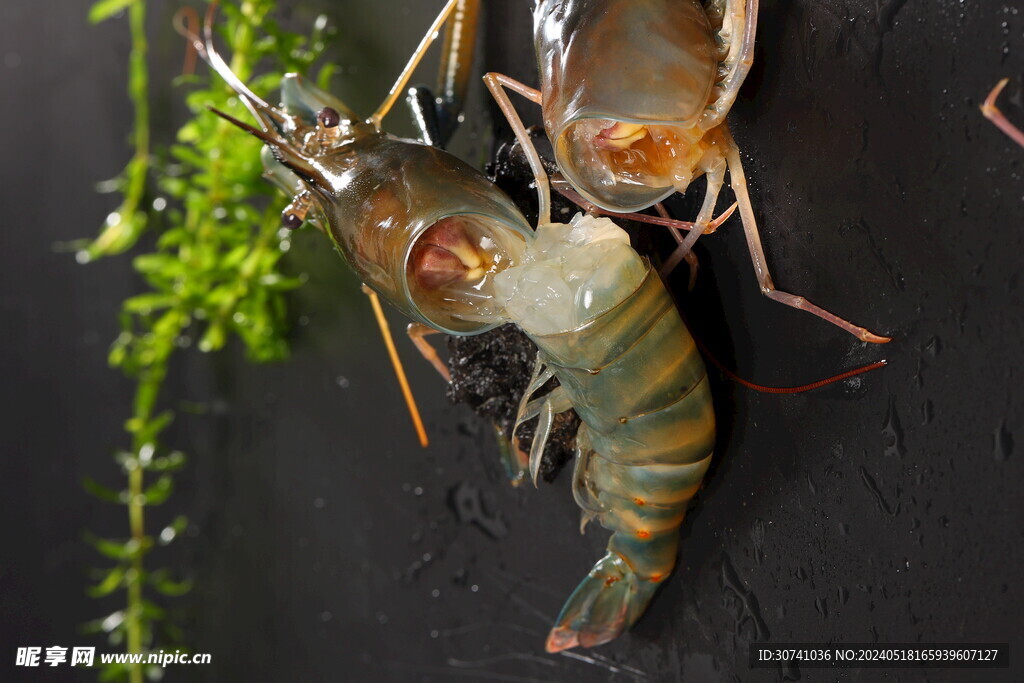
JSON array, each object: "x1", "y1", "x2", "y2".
[{"x1": 82, "y1": 1, "x2": 335, "y2": 680}]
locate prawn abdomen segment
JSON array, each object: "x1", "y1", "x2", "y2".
[
  {"x1": 549, "y1": 311, "x2": 709, "y2": 435},
  {"x1": 532, "y1": 268, "x2": 715, "y2": 463},
  {"x1": 526, "y1": 264, "x2": 715, "y2": 650}
]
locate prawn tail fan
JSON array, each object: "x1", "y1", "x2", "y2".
[{"x1": 544, "y1": 552, "x2": 658, "y2": 653}]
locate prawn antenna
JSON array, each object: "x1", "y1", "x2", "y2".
[
  {"x1": 206, "y1": 106, "x2": 278, "y2": 145},
  {"x1": 173, "y1": 1, "x2": 283, "y2": 131},
  {"x1": 688, "y1": 325, "x2": 887, "y2": 394},
  {"x1": 713, "y1": 358, "x2": 888, "y2": 394},
  {"x1": 361, "y1": 286, "x2": 430, "y2": 448},
  {"x1": 372, "y1": 0, "x2": 461, "y2": 126}
]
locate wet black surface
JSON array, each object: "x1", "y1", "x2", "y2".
[{"x1": 2, "y1": 1, "x2": 1023, "y2": 682}]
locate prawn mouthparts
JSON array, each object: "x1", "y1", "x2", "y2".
[
  {"x1": 594, "y1": 122, "x2": 650, "y2": 151},
  {"x1": 410, "y1": 218, "x2": 486, "y2": 290}
]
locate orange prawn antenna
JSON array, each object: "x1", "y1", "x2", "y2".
[
  {"x1": 361, "y1": 285, "x2": 430, "y2": 447},
  {"x1": 372, "y1": 0, "x2": 461, "y2": 126},
  {"x1": 688, "y1": 326, "x2": 887, "y2": 394},
  {"x1": 712, "y1": 356, "x2": 887, "y2": 394}
]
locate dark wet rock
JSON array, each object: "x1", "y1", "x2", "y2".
[{"x1": 446, "y1": 325, "x2": 579, "y2": 483}]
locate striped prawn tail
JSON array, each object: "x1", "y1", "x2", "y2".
[{"x1": 521, "y1": 265, "x2": 716, "y2": 652}]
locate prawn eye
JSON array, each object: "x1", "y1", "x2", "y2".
[
  {"x1": 317, "y1": 107, "x2": 341, "y2": 129},
  {"x1": 281, "y1": 211, "x2": 303, "y2": 230}
]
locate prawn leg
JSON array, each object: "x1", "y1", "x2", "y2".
[
  {"x1": 656, "y1": 203, "x2": 700, "y2": 289},
  {"x1": 407, "y1": 0, "x2": 482, "y2": 147},
  {"x1": 701, "y1": 0, "x2": 759, "y2": 129},
  {"x1": 483, "y1": 73, "x2": 551, "y2": 224},
  {"x1": 659, "y1": 201, "x2": 700, "y2": 290},
  {"x1": 372, "y1": 0, "x2": 463, "y2": 125},
  {"x1": 361, "y1": 286, "x2": 430, "y2": 447},
  {"x1": 660, "y1": 156, "x2": 727, "y2": 277},
  {"x1": 981, "y1": 78, "x2": 1024, "y2": 149},
  {"x1": 551, "y1": 178, "x2": 737, "y2": 235},
  {"x1": 526, "y1": 387, "x2": 573, "y2": 486},
  {"x1": 406, "y1": 322, "x2": 451, "y2": 382},
  {"x1": 504, "y1": 355, "x2": 555, "y2": 483},
  {"x1": 514, "y1": 373, "x2": 574, "y2": 486},
  {"x1": 717, "y1": 125, "x2": 891, "y2": 343}
]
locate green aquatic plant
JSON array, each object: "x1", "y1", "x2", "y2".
[{"x1": 80, "y1": 1, "x2": 336, "y2": 679}]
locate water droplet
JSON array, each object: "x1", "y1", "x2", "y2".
[
  {"x1": 920, "y1": 400, "x2": 933, "y2": 425},
  {"x1": 720, "y1": 555, "x2": 771, "y2": 641},
  {"x1": 993, "y1": 421, "x2": 1013, "y2": 462},
  {"x1": 882, "y1": 397, "x2": 906, "y2": 458},
  {"x1": 751, "y1": 518, "x2": 766, "y2": 566},
  {"x1": 448, "y1": 482, "x2": 508, "y2": 539},
  {"x1": 860, "y1": 467, "x2": 896, "y2": 516}
]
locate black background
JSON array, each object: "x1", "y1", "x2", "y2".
[{"x1": 1, "y1": 1, "x2": 1022, "y2": 681}]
